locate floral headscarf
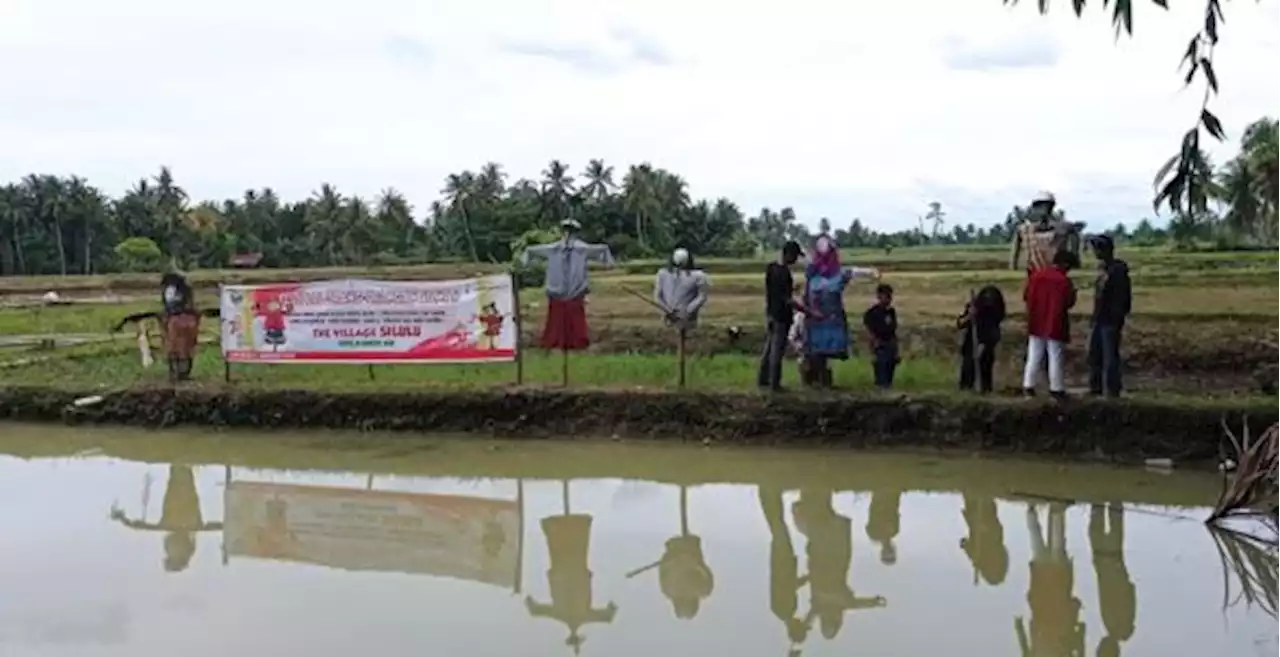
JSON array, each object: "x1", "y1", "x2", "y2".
[{"x1": 809, "y1": 234, "x2": 841, "y2": 277}]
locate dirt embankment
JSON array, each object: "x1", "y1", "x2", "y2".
[{"x1": 1, "y1": 386, "x2": 1272, "y2": 462}]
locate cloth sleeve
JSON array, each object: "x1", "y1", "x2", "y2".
[
  {"x1": 519, "y1": 243, "x2": 556, "y2": 265},
  {"x1": 686, "y1": 272, "x2": 710, "y2": 316}
]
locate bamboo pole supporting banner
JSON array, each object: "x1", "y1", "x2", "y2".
[{"x1": 512, "y1": 280, "x2": 524, "y2": 385}]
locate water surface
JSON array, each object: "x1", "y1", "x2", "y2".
[{"x1": 0, "y1": 423, "x2": 1274, "y2": 657}]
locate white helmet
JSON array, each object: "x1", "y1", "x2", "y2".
[
  {"x1": 672, "y1": 248, "x2": 690, "y2": 266},
  {"x1": 1031, "y1": 190, "x2": 1056, "y2": 205}
]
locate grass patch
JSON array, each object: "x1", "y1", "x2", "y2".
[{"x1": 1, "y1": 348, "x2": 958, "y2": 392}]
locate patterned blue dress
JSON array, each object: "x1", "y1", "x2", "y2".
[
  {"x1": 804, "y1": 266, "x2": 852, "y2": 359},
  {"x1": 804, "y1": 265, "x2": 878, "y2": 359}
]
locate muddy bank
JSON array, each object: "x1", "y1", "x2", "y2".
[{"x1": 0, "y1": 386, "x2": 1273, "y2": 461}]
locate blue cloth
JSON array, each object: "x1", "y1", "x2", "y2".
[
  {"x1": 803, "y1": 266, "x2": 852, "y2": 359},
  {"x1": 873, "y1": 343, "x2": 899, "y2": 388}
]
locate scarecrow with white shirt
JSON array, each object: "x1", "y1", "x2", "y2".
[{"x1": 653, "y1": 248, "x2": 710, "y2": 331}]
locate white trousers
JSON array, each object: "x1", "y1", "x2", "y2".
[{"x1": 1022, "y1": 336, "x2": 1065, "y2": 392}]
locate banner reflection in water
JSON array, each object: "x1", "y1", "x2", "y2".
[{"x1": 224, "y1": 481, "x2": 520, "y2": 589}]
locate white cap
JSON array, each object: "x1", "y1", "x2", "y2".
[
  {"x1": 560, "y1": 218, "x2": 582, "y2": 230},
  {"x1": 1032, "y1": 190, "x2": 1056, "y2": 204},
  {"x1": 672, "y1": 248, "x2": 689, "y2": 266}
]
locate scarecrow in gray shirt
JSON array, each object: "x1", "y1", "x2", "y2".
[
  {"x1": 654, "y1": 248, "x2": 710, "y2": 331},
  {"x1": 520, "y1": 219, "x2": 616, "y2": 350}
]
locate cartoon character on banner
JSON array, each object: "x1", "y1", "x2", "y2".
[
  {"x1": 477, "y1": 302, "x2": 506, "y2": 350},
  {"x1": 252, "y1": 290, "x2": 293, "y2": 352}
]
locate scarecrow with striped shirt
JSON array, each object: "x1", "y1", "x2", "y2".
[{"x1": 1009, "y1": 191, "x2": 1083, "y2": 276}]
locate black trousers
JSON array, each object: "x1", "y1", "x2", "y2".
[
  {"x1": 756, "y1": 319, "x2": 790, "y2": 389},
  {"x1": 959, "y1": 334, "x2": 997, "y2": 393}
]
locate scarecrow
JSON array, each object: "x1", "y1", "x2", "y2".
[
  {"x1": 112, "y1": 272, "x2": 219, "y2": 382},
  {"x1": 520, "y1": 219, "x2": 616, "y2": 384},
  {"x1": 1009, "y1": 191, "x2": 1085, "y2": 275}
]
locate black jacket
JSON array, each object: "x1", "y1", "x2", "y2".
[
  {"x1": 957, "y1": 285, "x2": 1006, "y2": 345},
  {"x1": 1092, "y1": 259, "x2": 1131, "y2": 326}
]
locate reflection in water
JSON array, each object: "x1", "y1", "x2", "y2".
[
  {"x1": 1209, "y1": 524, "x2": 1279, "y2": 620},
  {"x1": 793, "y1": 488, "x2": 887, "y2": 641},
  {"x1": 759, "y1": 484, "x2": 809, "y2": 655},
  {"x1": 1017, "y1": 502, "x2": 1085, "y2": 657},
  {"x1": 961, "y1": 494, "x2": 1009, "y2": 586},
  {"x1": 1091, "y1": 504, "x2": 1137, "y2": 657},
  {"x1": 3, "y1": 428, "x2": 1276, "y2": 657},
  {"x1": 629, "y1": 485, "x2": 715, "y2": 620},
  {"x1": 866, "y1": 489, "x2": 902, "y2": 566},
  {"x1": 525, "y1": 481, "x2": 618, "y2": 654},
  {"x1": 108, "y1": 466, "x2": 223, "y2": 572}
]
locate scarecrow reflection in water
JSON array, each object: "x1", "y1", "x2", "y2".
[
  {"x1": 626, "y1": 484, "x2": 716, "y2": 620},
  {"x1": 526, "y1": 480, "x2": 618, "y2": 655},
  {"x1": 109, "y1": 465, "x2": 223, "y2": 572}
]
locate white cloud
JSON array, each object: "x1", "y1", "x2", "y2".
[{"x1": 0, "y1": 0, "x2": 1276, "y2": 231}]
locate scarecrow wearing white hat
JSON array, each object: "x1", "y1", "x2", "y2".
[
  {"x1": 653, "y1": 248, "x2": 709, "y2": 331},
  {"x1": 520, "y1": 218, "x2": 616, "y2": 352},
  {"x1": 1009, "y1": 191, "x2": 1083, "y2": 275}
]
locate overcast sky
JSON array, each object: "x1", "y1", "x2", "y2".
[{"x1": 1, "y1": 0, "x2": 1276, "y2": 232}]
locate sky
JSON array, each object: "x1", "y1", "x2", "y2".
[{"x1": 0, "y1": 0, "x2": 1277, "y2": 233}]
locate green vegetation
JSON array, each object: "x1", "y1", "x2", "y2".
[
  {"x1": 0, "y1": 244, "x2": 1274, "y2": 402},
  {"x1": 6, "y1": 349, "x2": 963, "y2": 393}
]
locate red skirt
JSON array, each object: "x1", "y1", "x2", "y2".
[
  {"x1": 541, "y1": 296, "x2": 590, "y2": 350},
  {"x1": 164, "y1": 312, "x2": 201, "y2": 358}
]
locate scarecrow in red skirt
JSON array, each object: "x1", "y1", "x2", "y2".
[{"x1": 520, "y1": 219, "x2": 616, "y2": 352}]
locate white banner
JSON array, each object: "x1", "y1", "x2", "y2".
[{"x1": 219, "y1": 276, "x2": 516, "y2": 363}]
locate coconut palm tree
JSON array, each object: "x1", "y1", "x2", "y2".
[
  {"x1": 540, "y1": 160, "x2": 576, "y2": 225},
  {"x1": 443, "y1": 172, "x2": 481, "y2": 262},
  {"x1": 580, "y1": 159, "x2": 616, "y2": 204}
]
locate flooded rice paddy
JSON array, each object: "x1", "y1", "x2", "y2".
[{"x1": 0, "y1": 423, "x2": 1275, "y2": 657}]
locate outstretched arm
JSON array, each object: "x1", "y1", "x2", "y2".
[
  {"x1": 519, "y1": 243, "x2": 558, "y2": 265},
  {"x1": 112, "y1": 311, "x2": 160, "y2": 333},
  {"x1": 582, "y1": 242, "x2": 616, "y2": 267},
  {"x1": 843, "y1": 266, "x2": 880, "y2": 282}
]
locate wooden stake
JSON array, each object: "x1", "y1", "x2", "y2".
[
  {"x1": 512, "y1": 280, "x2": 524, "y2": 386},
  {"x1": 367, "y1": 364, "x2": 376, "y2": 381},
  {"x1": 136, "y1": 323, "x2": 154, "y2": 369},
  {"x1": 677, "y1": 327, "x2": 688, "y2": 389},
  {"x1": 968, "y1": 289, "x2": 981, "y2": 390}
]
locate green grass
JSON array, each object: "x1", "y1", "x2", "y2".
[
  {"x1": 1, "y1": 246, "x2": 1274, "y2": 293},
  {"x1": 1, "y1": 348, "x2": 958, "y2": 392}
]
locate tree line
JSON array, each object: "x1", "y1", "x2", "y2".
[{"x1": 1, "y1": 118, "x2": 1273, "y2": 276}]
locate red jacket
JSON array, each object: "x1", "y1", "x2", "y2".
[{"x1": 1024, "y1": 266, "x2": 1075, "y2": 342}]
